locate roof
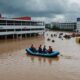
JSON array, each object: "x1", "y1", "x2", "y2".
[
  {"x1": 0, "y1": 18, "x2": 44, "y2": 22},
  {"x1": 12, "y1": 16, "x2": 31, "y2": 20}
]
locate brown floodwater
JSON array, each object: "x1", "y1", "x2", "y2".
[{"x1": 0, "y1": 31, "x2": 80, "y2": 80}]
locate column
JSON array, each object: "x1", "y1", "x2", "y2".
[{"x1": 5, "y1": 35, "x2": 7, "y2": 39}]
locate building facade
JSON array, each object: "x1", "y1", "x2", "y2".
[
  {"x1": 51, "y1": 22, "x2": 76, "y2": 31},
  {"x1": 0, "y1": 16, "x2": 45, "y2": 39}
]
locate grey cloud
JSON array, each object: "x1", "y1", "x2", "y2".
[{"x1": 0, "y1": 0, "x2": 80, "y2": 22}]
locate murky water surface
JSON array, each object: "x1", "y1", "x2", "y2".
[{"x1": 0, "y1": 31, "x2": 80, "y2": 80}]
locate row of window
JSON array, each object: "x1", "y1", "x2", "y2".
[
  {"x1": 0, "y1": 20, "x2": 44, "y2": 26},
  {"x1": 0, "y1": 28, "x2": 44, "y2": 32}
]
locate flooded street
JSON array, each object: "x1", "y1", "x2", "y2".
[{"x1": 0, "y1": 31, "x2": 80, "y2": 80}]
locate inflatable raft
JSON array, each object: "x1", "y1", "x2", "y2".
[{"x1": 25, "y1": 48, "x2": 60, "y2": 57}]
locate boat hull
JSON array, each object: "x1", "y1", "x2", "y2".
[{"x1": 25, "y1": 48, "x2": 60, "y2": 57}]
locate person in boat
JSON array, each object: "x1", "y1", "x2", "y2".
[
  {"x1": 38, "y1": 45, "x2": 42, "y2": 53},
  {"x1": 43, "y1": 45, "x2": 47, "y2": 53},
  {"x1": 47, "y1": 46, "x2": 53, "y2": 53},
  {"x1": 30, "y1": 44, "x2": 37, "y2": 52}
]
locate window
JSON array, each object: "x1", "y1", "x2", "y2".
[
  {"x1": 14, "y1": 21, "x2": 21, "y2": 25},
  {"x1": 15, "y1": 29, "x2": 21, "y2": 31},
  {"x1": 0, "y1": 29, "x2": 6, "y2": 32},
  {"x1": 7, "y1": 20, "x2": 14, "y2": 25},
  {"x1": 0, "y1": 20, "x2": 44, "y2": 26},
  {"x1": 0, "y1": 20, "x2": 6, "y2": 25}
]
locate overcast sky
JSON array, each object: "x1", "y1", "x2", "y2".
[{"x1": 0, "y1": 0, "x2": 80, "y2": 23}]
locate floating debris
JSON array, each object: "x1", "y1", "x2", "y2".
[
  {"x1": 63, "y1": 34, "x2": 71, "y2": 39},
  {"x1": 76, "y1": 37, "x2": 80, "y2": 44},
  {"x1": 47, "y1": 38, "x2": 50, "y2": 41},
  {"x1": 51, "y1": 34, "x2": 53, "y2": 37},
  {"x1": 58, "y1": 36, "x2": 62, "y2": 38},
  {"x1": 59, "y1": 33, "x2": 63, "y2": 35},
  {"x1": 52, "y1": 40, "x2": 55, "y2": 42}
]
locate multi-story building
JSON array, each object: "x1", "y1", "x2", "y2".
[
  {"x1": 51, "y1": 22, "x2": 76, "y2": 31},
  {"x1": 77, "y1": 18, "x2": 80, "y2": 33},
  {"x1": 0, "y1": 16, "x2": 45, "y2": 39}
]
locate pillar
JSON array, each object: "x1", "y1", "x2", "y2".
[{"x1": 5, "y1": 35, "x2": 7, "y2": 39}]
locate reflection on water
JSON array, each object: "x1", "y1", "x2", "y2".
[
  {"x1": 0, "y1": 31, "x2": 80, "y2": 80},
  {"x1": 0, "y1": 36, "x2": 44, "y2": 54},
  {"x1": 26, "y1": 53, "x2": 59, "y2": 65}
]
